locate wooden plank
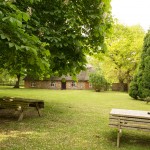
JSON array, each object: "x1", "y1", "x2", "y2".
[
  {"x1": 109, "y1": 124, "x2": 150, "y2": 131},
  {"x1": 110, "y1": 121, "x2": 150, "y2": 128},
  {"x1": 18, "y1": 110, "x2": 24, "y2": 121},
  {"x1": 110, "y1": 109, "x2": 150, "y2": 119},
  {"x1": 109, "y1": 118, "x2": 150, "y2": 125},
  {"x1": 109, "y1": 116, "x2": 150, "y2": 123},
  {"x1": 0, "y1": 101, "x2": 29, "y2": 109},
  {"x1": 0, "y1": 98, "x2": 43, "y2": 109},
  {"x1": 0, "y1": 97, "x2": 44, "y2": 104},
  {"x1": 3, "y1": 97, "x2": 43, "y2": 103},
  {"x1": 109, "y1": 122, "x2": 150, "y2": 130}
]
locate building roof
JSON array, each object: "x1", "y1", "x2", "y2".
[
  {"x1": 24, "y1": 65, "x2": 94, "y2": 81},
  {"x1": 50, "y1": 66, "x2": 94, "y2": 81}
]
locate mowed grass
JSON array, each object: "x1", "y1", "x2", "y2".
[{"x1": 0, "y1": 87, "x2": 150, "y2": 150}]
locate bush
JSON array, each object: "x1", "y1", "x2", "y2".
[
  {"x1": 129, "y1": 75, "x2": 139, "y2": 99},
  {"x1": 89, "y1": 72, "x2": 108, "y2": 92}
]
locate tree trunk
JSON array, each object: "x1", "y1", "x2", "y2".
[{"x1": 14, "y1": 74, "x2": 21, "y2": 88}]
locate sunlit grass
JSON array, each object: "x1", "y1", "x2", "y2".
[{"x1": 0, "y1": 87, "x2": 150, "y2": 150}]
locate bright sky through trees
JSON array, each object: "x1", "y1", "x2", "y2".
[{"x1": 111, "y1": 0, "x2": 150, "y2": 31}]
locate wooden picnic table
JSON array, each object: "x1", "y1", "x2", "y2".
[
  {"x1": 0, "y1": 97, "x2": 44, "y2": 121},
  {"x1": 109, "y1": 108, "x2": 150, "y2": 147}
]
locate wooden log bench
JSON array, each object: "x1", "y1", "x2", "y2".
[
  {"x1": 0, "y1": 97, "x2": 44, "y2": 121},
  {"x1": 109, "y1": 109, "x2": 150, "y2": 147}
]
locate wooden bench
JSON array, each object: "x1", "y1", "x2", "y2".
[
  {"x1": 109, "y1": 109, "x2": 150, "y2": 147},
  {"x1": 144, "y1": 97, "x2": 150, "y2": 104},
  {"x1": 0, "y1": 97, "x2": 44, "y2": 121}
]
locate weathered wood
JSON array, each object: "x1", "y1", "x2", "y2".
[
  {"x1": 144, "y1": 97, "x2": 150, "y2": 104},
  {"x1": 18, "y1": 110, "x2": 24, "y2": 121},
  {"x1": 110, "y1": 116, "x2": 150, "y2": 123},
  {"x1": 0, "y1": 100, "x2": 29, "y2": 110},
  {"x1": 110, "y1": 109, "x2": 150, "y2": 119},
  {"x1": 0, "y1": 97, "x2": 44, "y2": 121},
  {"x1": 109, "y1": 109, "x2": 150, "y2": 147}
]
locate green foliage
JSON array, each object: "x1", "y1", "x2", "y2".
[
  {"x1": 89, "y1": 72, "x2": 108, "y2": 92},
  {"x1": 129, "y1": 30, "x2": 150, "y2": 99},
  {"x1": 0, "y1": 0, "x2": 112, "y2": 86},
  {"x1": 0, "y1": 0, "x2": 50, "y2": 80},
  {"x1": 129, "y1": 75, "x2": 139, "y2": 99},
  {"x1": 0, "y1": 69, "x2": 15, "y2": 83},
  {"x1": 103, "y1": 23, "x2": 145, "y2": 84},
  {"x1": 26, "y1": 0, "x2": 112, "y2": 75}
]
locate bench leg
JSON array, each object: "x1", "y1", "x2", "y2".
[
  {"x1": 117, "y1": 128, "x2": 122, "y2": 148},
  {"x1": 35, "y1": 103, "x2": 41, "y2": 117},
  {"x1": 18, "y1": 110, "x2": 24, "y2": 121}
]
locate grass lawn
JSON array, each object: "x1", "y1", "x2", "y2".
[{"x1": 0, "y1": 87, "x2": 150, "y2": 150}]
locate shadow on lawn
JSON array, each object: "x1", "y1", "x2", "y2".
[
  {"x1": 0, "y1": 101, "x2": 75, "y2": 123},
  {"x1": 0, "y1": 101, "x2": 77, "y2": 149},
  {"x1": 107, "y1": 130, "x2": 150, "y2": 148}
]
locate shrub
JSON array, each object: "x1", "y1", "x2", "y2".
[
  {"x1": 129, "y1": 75, "x2": 139, "y2": 99},
  {"x1": 89, "y1": 72, "x2": 108, "y2": 92}
]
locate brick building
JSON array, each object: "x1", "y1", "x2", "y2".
[{"x1": 24, "y1": 66, "x2": 93, "y2": 90}]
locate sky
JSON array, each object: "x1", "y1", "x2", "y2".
[{"x1": 111, "y1": 0, "x2": 150, "y2": 31}]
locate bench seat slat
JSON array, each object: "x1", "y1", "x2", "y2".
[
  {"x1": 109, "y1": 121, "x2": 150, "y2": 129},
  {"x1": 0, "y1": 101, "x2": 29, "y2": 109},
  {"x1": 109, "y1": 124, "x2": 150, "y2": 131},
  {"x1": 110, "y1": 115, "x2": 150, "y2": 121},
  {"x1": 109, "y1": 117, "x2": 150, "y2": 124}
]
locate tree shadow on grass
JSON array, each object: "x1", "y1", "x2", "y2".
[
  {"x1": 0, "y1": 108, "x2": 43, "y2": 122},
  {"x1": 0, "y1": 102, "x2": 77, "y2": 149},
  {"x1": 106, "y1": 130, "x2": 150, "y2": 149},
  {"x1": 0, "y1": 101, "x2": 75, "y2": 124}
]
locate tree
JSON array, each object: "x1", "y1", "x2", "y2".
[
  {"x1": 102, "y1": 23, "x2": 145, "y2": 90},
  {"x1": 129, "y1": 29, "x2": 150, "y2": 99},
  {"x1": 0, "y1": 0, "x2": 50, "y2": 87},
  {"x1": 0, "y1": 0, "x2": 112, "y2": 87}
]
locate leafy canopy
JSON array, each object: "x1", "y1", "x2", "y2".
[
  {"x1": 0, "y1": 0, "x2": 112, "y2": 82},
  {"x1": 0, "y1": 0, "x2": 50, "y2": 79},
  {"x1": 102, "y1": 23, "x2": 145, "y2": 84}
]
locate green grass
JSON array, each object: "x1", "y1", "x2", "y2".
[{"x1": 0, "y1": 87, "x2": 150, "y2": 150}]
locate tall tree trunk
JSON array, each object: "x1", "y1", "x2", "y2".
[{"x1": 14, "y1": 74, "x2": 21, "y2": 88}]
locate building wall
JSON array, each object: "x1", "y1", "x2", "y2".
[
  {"x1": 24, "y1": 80, "x2": 61, "y2": 89},
  {"x1": 66, "y1": 81, "x2": 91, "y2": 90},
  {"x1": 24, "y1": 80, "x2": 92, "y2": 90},
  {"x1": 112, "y1": 83, "x2": 128, "y2": 91}
]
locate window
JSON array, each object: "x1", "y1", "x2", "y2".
[
  {"x1": 71, "y1": 81, "x2": 76, "y2": 87},
  {"x1": 89, "y1": 83, "x2": 92, "y2": 88},
  {"x1": 31, "y1": 82, "x2": 36, "y2": 87},
  {"x1": 50, "y1": 81, "x2": 55, "y2": 87}
]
